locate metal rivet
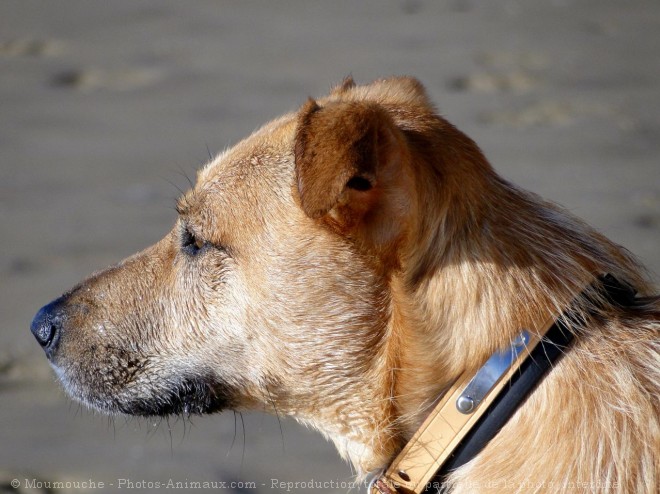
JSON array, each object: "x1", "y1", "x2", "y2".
[
  {"x1": 513, "y1": 332, "x2": 527, "y2": 347},
  {"x1": 456, "y1": 395, "x2": 475, "y2": 414},
  {"x1": 397, "y1": 470, "x2": 411, "y2": 482}
]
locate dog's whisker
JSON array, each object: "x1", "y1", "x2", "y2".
[
  {"x1": 205, "y1": 143, "x2": 214, "y2": 163},
  {"x1": 228, "y1": 410, "x2": 238, "y2": 457},
  {"x1": 238, "y1": 411, "x2": 246, "y2": 476},
  {"x1": 162, "y1": 176, "x2": 188, "y2": 199},
  {"x1": 265, "y1": 384, "x2": 286, "y2": 454},
  {"x1": 174, "y1": 164, "x2": 196, "y2": 191}
]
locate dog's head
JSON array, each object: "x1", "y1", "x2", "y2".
[{"x1": 31, "y1": 77, "x2": 491, "y2": 472}]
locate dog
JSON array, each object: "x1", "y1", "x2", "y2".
[{"x1": 31, "y1": 77, "x2": 658, "y2": 492}]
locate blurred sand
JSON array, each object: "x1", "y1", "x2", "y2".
[{"x1": 1, "y1": 1, "x2": 658, "y2": 493}]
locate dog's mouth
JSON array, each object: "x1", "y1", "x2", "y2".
[
  {"x1": 55, "y1": 365, "x2": 233, "y2": 417},
  {"x1": 113, "y1": 375, "x2": 234, "y2": 417}
]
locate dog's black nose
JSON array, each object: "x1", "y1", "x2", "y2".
[{"x1": 31, "y1": 298, "x2": 66, "y2": 358}]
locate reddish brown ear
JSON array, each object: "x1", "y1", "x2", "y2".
[{"x1": 294, "y1": 98, "x2": 400, "y2": 220}]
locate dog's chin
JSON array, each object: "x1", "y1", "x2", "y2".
[
  {"x1": 55, "y1": 367, "x2": 233, "y2": 417},
  {"x1": 114, "y1": 376, "x2": 233, "y2": 417}
]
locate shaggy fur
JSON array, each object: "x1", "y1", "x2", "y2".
[{"x1": 33, "y1": 77, "x2": 659, "y2": 493}]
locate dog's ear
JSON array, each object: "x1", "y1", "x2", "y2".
[
  {"x1": 295, "y1": 98, "x2": 383, "y2": 219},
  {"x1": 294, "y1": 98, "x2": 412, "y2": 256}
]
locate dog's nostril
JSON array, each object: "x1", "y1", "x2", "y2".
[
  {"x1": 33, "y1": 320, "x2": 56, "y2": 347},
  {"x1": 30, "y1": 299, "x2": 65, "y2": 357}
]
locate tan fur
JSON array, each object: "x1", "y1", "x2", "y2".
[{"x1": 36, "y1": 77, "x2": 659, "y2": 492}]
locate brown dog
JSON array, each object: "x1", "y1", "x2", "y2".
[{"x1": 31, "y1": 77, "x2": 658, "y2": 492}]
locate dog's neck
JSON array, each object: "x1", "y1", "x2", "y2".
[{"x1": 388, "y1": 160, "x2": 645, "y2": 444}]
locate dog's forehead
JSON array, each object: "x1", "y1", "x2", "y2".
[
  {"x1": 199, "y1": 113, "x2": 297, "y2": 187},
  {"x1": 179, "y1": 113, "x2": 299, "y2": 241}
]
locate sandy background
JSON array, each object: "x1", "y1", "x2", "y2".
[{"x1": 1, "y1": 1, "x2": 658, "y2": 493}]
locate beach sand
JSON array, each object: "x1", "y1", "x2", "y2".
[{"x1": 1, "y1": 1, "x2": 658, "y2": 492}]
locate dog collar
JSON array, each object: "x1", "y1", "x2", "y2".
[{"x1": 369, "y1": 274, "x2": 636, "y2": 494}]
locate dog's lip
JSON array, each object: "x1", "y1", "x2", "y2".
[
  {"x1": 65, "y1": 373, "x2": 234, "y2": 417},
  {"x1": 118, "y1": 377, "x2": 233, "y2": 417}
]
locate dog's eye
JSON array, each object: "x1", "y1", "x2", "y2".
[{"x1": 181, "y1": 226, "x2": 206, "y2": 255}]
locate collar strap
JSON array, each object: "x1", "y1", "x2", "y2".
[{"x1": 370, "y1": 274, "x2": 636, "y2": 494}]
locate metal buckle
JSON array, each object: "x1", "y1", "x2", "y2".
[{"x1": 368, "y1": 475, "x2": 398, "y2": 494}]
